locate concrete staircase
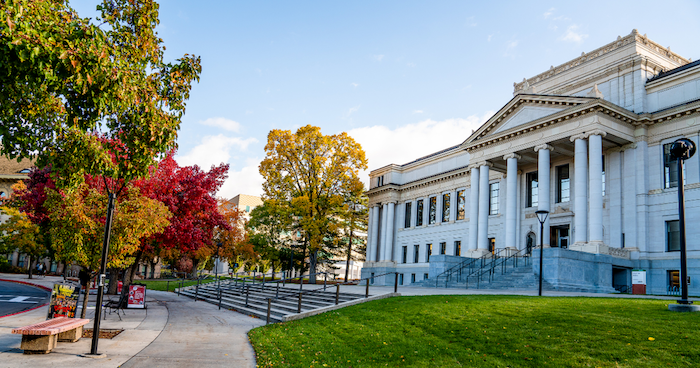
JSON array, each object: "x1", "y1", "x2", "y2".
[
  {"x1": 177, "y1": 281, "x2": 367, "y2": 323},
  {"x1": 417, "y1": 257, "x2": 555, "y2": 291}
]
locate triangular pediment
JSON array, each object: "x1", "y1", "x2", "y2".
[{"x1": 462, "y1": 94, "x2": 597, "y2": 146}]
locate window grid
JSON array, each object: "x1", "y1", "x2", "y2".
[
  {"x1": 489, "y1": 183, "x2": 499, "y2": 215},
  {"x1": 527, "y1": 172, "x2": 538, "y2": 208},
  {"x1": 442, "y1": 193, "x2": 450, "y2": 222},
  {"x1": 402, "y1": 246, "x2": 407, "y2": 263},
  {"x1": 414, "y1": 244, "x2": 420, "y2": 263},
  {"x1": 556, "y1": 165, "x2": 570, "y2": 203},
  {"x1": 404, "y1": 202, "x2": 411, "y2": 228},
  {"x1": 457, "y1": 190, "x2": 465, "y2": 220},
  {"x1": 416, "y1": 200, "x2": 424, "y2": 226},
  {"x1": 428, "y1": 197, "x2": 437, "y2": 224},
  {"x1": 399, "y1": 274, "x2": 404, "y2": 285},
  {"x1": 426, "y1": 243, "x2": 432, "y2": 261},
  {"x1": 454, "y1": 241, "x2": 461, "y2": 256},
  {"x1": 411, "y1": 274, "x2": 416, "y2": 283},
  {"x1": 667, "y1": 220, "x2": 680, "y2": 252},
  {"x1": 440, "y1": 242, "x2": 446, "y2": 255}
]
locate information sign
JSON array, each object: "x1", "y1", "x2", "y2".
[
  {"x1": 632, "y1": 270, "x2": 647, "y2": 295},
  {"x1": 127, "y1": 284, "x2": 146, "y2": 309},
  {"x1": 47, "y1": 283, "x2": 79, "y2": 319}
]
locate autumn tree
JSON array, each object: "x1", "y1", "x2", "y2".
[
  {"x1": 0, "y1": 205, "x2": 47, "y2": 279},
  {"x1": 259, "y1": 125, "x2": 368, "y2": 282},
  {"x1": 340, "y1": 180, "x2": 368, "y2": 281},
  {"x1": 214, "y1": 199, "x2": 255, "y2": 271}
]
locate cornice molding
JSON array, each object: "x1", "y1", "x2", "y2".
[{"x1": 514, "y1": 30, "x2": 689, "y2": 94}]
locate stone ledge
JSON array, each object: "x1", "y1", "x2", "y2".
[
  {"x1": 282, "y1": 292, "x2": 401, "y2": 322},
  {"x1": 669, "y1": 304, "x2": 700, "y2": 312}
]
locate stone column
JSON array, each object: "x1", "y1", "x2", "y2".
[
  {"x1": 436, "y1": 192, "x2": 443, "y2": 224},
  {"x1": 622, "y1": 144, "x2": 637, "y2": 250},
  {"x1": 587, "y1": 130, "x2": 606, "y2": 245},
  {"x1": 571, "y1": 134, "x2": 588, "y2": 245},
  {"x1": 383, "y1": 202, "x2": 395, "y2": 261},
  {"x1": 450, "y1": 189, "x2": 457, "y2": 222},
  {"x1": 608, "y1": 148, "x2": 622, "y2": 248},
  {"x1": 379, "y1": 203, "x2": 388, "y2": 260},
  {"x1": 504, "y1": 153, "x2": 520, "y2": 250},
  {"x1": 635, "y1": 137, "x2": 649, "y2": 253},
  {"x1": 477, "y1": 162, "x2": 492, "y2": 252},
  {"x1": 535, "y1": 144, "x2": 553, "y2": 247},
  {"x1": 468, "y1": 166, "x2": 480, "y2": 251},
  {"x1": 366, "y1": 205, "x2": 375, "y2": 262}
]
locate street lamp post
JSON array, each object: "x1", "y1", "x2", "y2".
[
  {"x1": 669, "y1": 138, "x2": 696, "y2": 306},
  {"x1": 535, "y1": 210, "x2": 549, "y2": 297},
  {"x1": 216, "y1": 242, "x2": 222, "y2": 291}
]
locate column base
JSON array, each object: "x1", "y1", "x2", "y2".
[
  {"x1": 568, "y1": 242, "x2": 631, "y2": 259},
  {"x1": 468, "y1": 249, "x2": 492, "y2": 258}
]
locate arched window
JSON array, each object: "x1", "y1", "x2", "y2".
[{"x1": 526, "y1": 232, "x2": 536, "y2": 255}]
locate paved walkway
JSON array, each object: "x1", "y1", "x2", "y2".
[{"x1": 1, "y1": 273, "x2": 693, "y2": 368}]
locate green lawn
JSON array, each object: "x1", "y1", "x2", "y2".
[
  {"x1": 249, "y1": 295, "x2": 700, "y2": 367},
  {"x1": 138, "y1": 278, "x2": 220, "y2": 291}
]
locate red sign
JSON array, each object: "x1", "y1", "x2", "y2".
[{"x1": 127, "y1": 285, "x2": 146, "y2": 309}]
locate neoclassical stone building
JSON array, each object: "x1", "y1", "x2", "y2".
[{"x1": 362, "y1": 30, "x2": 700, "y2": 293}]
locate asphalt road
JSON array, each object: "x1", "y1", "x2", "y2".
[{"x1": 0, "y1": 281, "x2": 51, "y2": 317}]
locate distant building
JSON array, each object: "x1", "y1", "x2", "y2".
[{"x1": 227, "y1": 194, "x2": 263, "y2": 219}]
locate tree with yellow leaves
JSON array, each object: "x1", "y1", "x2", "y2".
[
  {"x1": 259, "y1": 125, "x2": 367, "y2": 283},
  {"x1": 0, "y1": 207, "x2": 46, "y2": 279}
]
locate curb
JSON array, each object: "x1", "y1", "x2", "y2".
[{"x1": 0, "y1": 278, "x2": 52, "y2": 319}]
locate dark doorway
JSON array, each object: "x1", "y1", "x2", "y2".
[
  {"x1": 550, "y1": 225, "x2": 570, "y2": 248},
  {"x1": 526, "y1": 232, "x2": 536, "y2": 254}
]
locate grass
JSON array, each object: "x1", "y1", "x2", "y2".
[
  {"x1": 138, "y1": 278, "x2": 220, "y2": 291},
  {"x1": 248, "y1": 295, "x2": 700, "y2": 367}
]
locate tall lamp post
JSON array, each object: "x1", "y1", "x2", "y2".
[
  {"x1": 535, "y1": 210, "x2": 549, "y2": 297},
  {"x1": 669, "y1": 138, "x2": 696, "y2": 306},
  {"x1": 215, "y1": 242, "x2": 222, "y2": 291}
]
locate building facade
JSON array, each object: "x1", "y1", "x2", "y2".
[{"x1": 362, "y1": 30, "x2": 700, "y2": 294}]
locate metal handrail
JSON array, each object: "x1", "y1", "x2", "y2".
[
  {"x1": 436, "y1": 249, "x2": 506, "y2": 288},
  {"x1": 466, "y1": 247, "x2": 530, "y2": 289}
]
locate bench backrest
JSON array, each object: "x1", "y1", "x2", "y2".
[{"x1": 12, "y1": 317, "x2": 91, "y2": 336}]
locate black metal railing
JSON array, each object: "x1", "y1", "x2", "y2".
[
  {"x1": 613, "y1": 284, "x2": 630, "y2": 293},
  {"x1": 464, "y1": 248, "x2": 531, "y2": 289},
  {"x1": 667, "y1": 285, "x2": 681, "y2": 296}
]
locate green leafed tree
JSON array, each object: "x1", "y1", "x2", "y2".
[
  {"x1": 0, "y1": 0, "x2": 201, "y2": 187},
  {"x1": 259, "y1": 125, "x2": 368, "y2": 283}
]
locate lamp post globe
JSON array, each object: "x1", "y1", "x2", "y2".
[{"x1": 535, "y1": 210, "x2": 549, "y2": 297}]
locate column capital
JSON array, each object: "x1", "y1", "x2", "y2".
[
  {"x1": 584, "y1": 129, "x2": 607, "y2": 138},
  {"x1": 569, "y1": 133, "x2": 586, "y2": 142},
  {"x1": 503, "y1": 153, "x2": 521, "y2": 160},
  {"x1": 621, "y1": 142, "x2": 637, "y2": 151},
  {"x1": 477, "y1": 161, "x2": 493, "y2": 168},
  {"x1": 534, "y1": 144, "x2": 554, "y2": 152}
]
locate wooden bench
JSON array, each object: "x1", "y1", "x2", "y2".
[{"x1": 11, "y1": 317, "x2": 90, "y2": 354}]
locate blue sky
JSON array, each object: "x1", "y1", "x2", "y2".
[{"x1": 71, "y1": 0, "x2": 700, "y2": 198}]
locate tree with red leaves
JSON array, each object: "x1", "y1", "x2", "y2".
[{"x1": 131, "y1": 152, "x2": 231, "y2": 280}]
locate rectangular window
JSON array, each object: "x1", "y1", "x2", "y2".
[
  {"x1": 402, "y1": 246, "x2": 407, "y2": 263},
  {"x1": 424, "y1": 273, "x2": 429, "y2": 280},
  {"x1": 664, "y1": 143, "x2": 686, "y2": 189},
  {"x1": 457, "y1": 190, "x2": 465, "y2": 220},
  {"x1": 404, "y1": 202, "x2": 412, "y2": 228},
  {"x1": 527, "y1": 172, "x2": 538, "y2": 207},
  {"x1": 440, "y1": 242, "x2": 446, "y2": 255},
  {"x1": 416, "y1": 199, "x2": 424, "y2": 226},
  {"x1": 411, "y1": 273, "x2": 416, "y2": 283},
  {"x1": 668, "y1": 270, "x2": 680, "y2": 294},
  {"x1": 488, "y1": 238, "x2": 495, "y2": 253},
  {"x1": 399, "y1": 273, "x2": 404, "y2": 285},
  {"x1": 442, "y1": 193, "x2": 451, "y2": 222},
  {"x1": 556, "y1": 165, "x2": 570, "y2": 203},
  {"x1": 371, "y1": 273, "x2": 375, "y2": 285},
  {"x1": 602, "y1": 155, "x2": 606, "y2": 196},
  {"x1": 428, "y1": 197, "x2": 437, "y2": 224},
  {"x1": 454, "y1": 240, "x2": 461, "y2": 256},
  {"x1": 414, "y1": 244, "x2": 420, "y2": 263},
  {"x1": 489, "y1": 182, "x2": 499, "y2": 215},
  {"x1": 426, "y1": 243, "x2": 432, "y2": 260},
  {"x1": 667, "y1": 220, "x2": 680, "y2": 252}
]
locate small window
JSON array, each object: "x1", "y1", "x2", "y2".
[
  {"x1": 667, "y1": 220, "x2": 680, "y2": 252},
  {"x1": 428, "y1": 197, "x2": 437, "y2": 224},
  {"x1": 424, "y1": 273, "x2": 429, "y2": 280},
  {"x1": 399, "y1": 273, "x2": 404, "y2": 285},
  {"x1": 371, "y1": 273, "x2": 375, "y2": 284},
  {"x1": 414, "y1": 244, "x2": 420, "y2": 263},
  {"x1": 416, "y1": 200, "x2": 424, "y2": 226},
  {"x1": 456, "y1": 190, "x2": 465, "y2": 220},
  {"x1": 442, "y1": 193, "x2": 450, "y2": 222},
  {"x1": 245, "y1": 205, "x2": 251, "y2": 212},
  {"x1": 668, "y1": 270, "x2": 680, "y2": 294},
  {"x1": 489, "y1": 183, "x2": 499, "y2": 215},
  {"x1": 440, "y1": 242, "x2": 446, "y2": 255},
  {"x1": 454, "y1": 240, "x2": 461, "y2": 256},
  {"x1": 556, "y1": 165, "x2": 570, "y2": 203},
  {"x1": 526, "y1": 172, "x2": 538, "y2": 208},
  {"x1": 602, "y1": 155, "x2": 606, "y2": 196},
  {"x1": 488, "y1": 238, "x2": 495, "y2": 253},
  {"x1": 402, "y1": 246, "x2": 408, "y2": 264},
  {"x1": 426, "y1": 243, "x2": 432, "y2": 260},
  {"x1": 404, "y1": 202, "x2": 412, "y2": 228},
  {"x1": 411, "y1": 273, "x2": 416, "y2": 283}
]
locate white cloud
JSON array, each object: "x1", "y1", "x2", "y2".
[
  {"x1": 504, "y1": 40, "x2": 518, "y2": 58},
  {"x1": 177, "y1": 134, "x2": 257, "y2": 169},
  {"x1": 413, "y1": 110, "x2": 424, "y2": 114},
  {"x1": 351, "y1": 82, "x2": 359, "y2": 87},
  {"x1": 347, "y1": 105, "x2": 361, "y2": 116},
  {"x1": 346, "y1": 113, "x2": 493, "y2": 187},
  {"x1": 559, "y1": 25, "x2": 588, "y2": 44},
  {"x1": 543, "y1": 8, "x2": 555, "y2": 19},
  {"x1": 216, "y1": 157, "x2": 265, "y2": 199},
  {"x1": 487, "y1": 34, "x2": 493, "y2": 42},
  {"x1": 407, "y1": 62, "x2": 416, "y2": 67},
  {"x1": 466, "y1": 16, "x2": 477, "y2": 27},
  {"x1": 199, "y1": 117, "x2": 242, "y2": 132},
  {"x1": 372, "y1": 54, "x2": 384, "y2": 62}
]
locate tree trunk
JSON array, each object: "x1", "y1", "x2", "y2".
[
  {"x1": 190, "y1": 258, "x2": 200, "y2": 279},
  {"x1": 27, "y1": 256, "x2": 33, "y2": 279},
  {"x1": 80, "y1": 282, "x2": 89, "y2": 319},
  {"x1": 149, "y1": 257, "x2": 158, "y2": 279},
  {"x1": 309, "y1": 249, "x2": 318, "y2": 284},
  {"x1": 118, "y1": 250, "x2": 144, "y2": 307},
  {"x1": 107, "y1": 268, "x2": 120, "y2": 295}
]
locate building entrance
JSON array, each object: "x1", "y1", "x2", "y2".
[{"x1": 550, "y1": 225, "x2": 570, "y2": 248}]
